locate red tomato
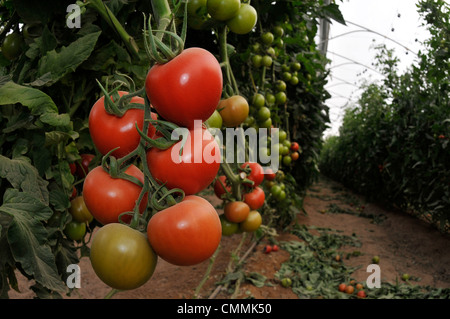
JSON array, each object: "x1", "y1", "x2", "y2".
[
  {"x1": 76, "y1": 154, "x2": 95, "y2": 178},
  {"x1": 214, "y1": 175, "x2": 231, "y2": 199},
  {"x1": 290, "y1": 141, "x2": 299, "y2": 151},
  {"x1": 89, "y1": 91, "x2": 157, "y2": 159},
  {"x1": 243, "y1": 186, "x2": 265, "y2": 210},
  {"x1": 241, "y1": 162, "x2": 264, "y2": 187},
  {"x1": 224, "y1": 201, "x2": 250, "y2": 223},
  {"x1": 147, "y1": 195, "x2": 222, "y2": 266},
  {"x1": 146, "y1": 126, "x2": 220, "y2": 195},
  {"x1": 145, "y1": 48, "x2": 223, "y2": 129},
  {"x1": 264, "y1": 168, "x2": 276, "y2": 181},
  {"x1": 82, "y1": 165, "x2": 147, "y2": 225}
]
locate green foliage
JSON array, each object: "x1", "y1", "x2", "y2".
[{"x1": 319, "y1": 0, "x2": 450, "y2": 232}]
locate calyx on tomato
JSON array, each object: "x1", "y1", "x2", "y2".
[
  {"x1": 146, "y1": 125, "x2": 220, "y2": 195},
  {"x1": 89, "y1": 91, "x2": 157, "y2": 158}
]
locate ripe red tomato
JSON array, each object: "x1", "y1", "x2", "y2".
[
  {"x1": 241, "y1": 162, "x2": 264, "y2": 188},
  {"x1": 290, "y1": 141, "x2": 299, "y2": 151},
  {"x1": 291, "y1": 151, "x2": 299, "y2": 161},
  {"x1": 214, "y1": 175, "x2": 231, "y2": 199},
  {"x1": 338, "y1": 283, "x2": 346, "y2": 292},
  {"x1": 218, "y1": 95, "x2": 249, "y2": 127},
  {"x1": 82, "y1": 165, "x2": 146, "y2": 225},
  {"x1": 145, "y1": 48, "x2": 222, "y2": 129},
  {"x1": 89, "y1": 91, "x2": 157, "y2": 159},
  {"x1": 356, "y1": 290, "x2": 366, "y2": 298},
  {"x1": 264, "y1": 168, "x2": 276, "y2": 181},
  {"x1": 147, "y1": 195, "x2": 222, "y2": 266},
  {"x1": 146, "y1": 126, "x2": 220, "y2": 195},
  {"x1": 224, "y1": 201, "x2": 250, "y2": 223},
  {"x1": 243, "y1": 186, "x2": 265, "y2": 210},
  {"x1": 90, "y1": 223, "x2": 157, "y2": 290},
  {"x1": 75, "y1": 153, "x2": 95, "y2": 178}
]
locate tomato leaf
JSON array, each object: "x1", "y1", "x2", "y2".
[
  {"x1": 0, "y1": 81, "x2": 70, "y2": 127},
  {"x1": 37, "y1": 31, "x2": 102, "y2": 86},
  {"x1": 0, "y1": 155, "x2": 49, "y2": 205},
  {"x1": 0, "y1": 189, "x2": 67, "y2": 293}
]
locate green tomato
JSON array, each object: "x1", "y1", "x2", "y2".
[
  {"x1": 276, "y1": 80, "x2": 287, "y2": 92},
  {"x1": 282, "y1": 155, "x2": 292, "y2": 166},
  {"x1": 291, "y1": 62, "x2": 301, "y2": 71},
  {"x1": 251, "y1": 54, "x2": 262, "y2": 68},
  {"x1": 289, "y1": 75, "x2": 299, "y2": 85},
  {"x1": 252, "y1": 93, "x2": 265, "y2": 108},
  {"x1": 261, "y1": 32, "x2": 274, "y2": 45},
  {"x1": 205, "y1": 109, "x2": 223, "y2": 129},
  {"x1": 207, "y1": 0, "x2": 241, "y2": 21},
  {"x1": 273, "y1": 26, "x2": 284, "y2": 37},
  {"x1": 283, "y1": 139, "x2": 291, "y2": 148},
  {"x1": 278, "y1": 130, "x2": 287, "y2": 143},
  {"x1": 275, "y1": 91, "x2": 287, "y2": 105},
  {"x1": 270, "y1": 185, "x2": 282, "y2": 197},
  {"x1": 187, "y1": 0, "x2": 208, "y2": 16},
  {"x1": 220, "y1": 215, "x2": 239, "y2": 236},
  {"x1": 282, "y1": 72, "x2": 292, "y2": 82},
  {"x1": 266, "y1": 47, "x2": 276, "y2": 56},
  {"x1": 226, "y1": 4, "x2": 257, "y2": 35},
  {"x1": 64, "y1": 221, "x2": 86, "y2": 241},
  {"x1": 2, "y1": 32, "x2": 24, "y2": 60},
  {"x1": 262, "y1": 55, "x2": 273, "y2": 68},
  {"x1": 259, "y1": 117, "x2": 272, "y2": 129},
  {"x1": 257, "y1": 107, "x2": 271, "y2": 121},
  {"x1": 265, "y1": 93, "x2": 276, "y2": 105}
]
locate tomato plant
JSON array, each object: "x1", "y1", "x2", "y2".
[
  {"x1": 147, "y1": 195, "x2": 222, "y2": 266},
  {"x1": 90, "y1": 223, "x2": 157, "y2": 290}
]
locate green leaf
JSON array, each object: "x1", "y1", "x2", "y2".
[
  {"x1": 0, "y1": 189, "x2": 67, "y2": 293},
  {"x1": 0, "y1": 81, "x2": 69, "y2": 127},
  {"x1": 0, "y1": 155, "x2": 49, "y2": 205},
  {"x1": 37, "y1": 31, "x2": 102, "y2": 86},
  {"x1": 321, "y1": 3, "x2": 346, "y2": 25}
]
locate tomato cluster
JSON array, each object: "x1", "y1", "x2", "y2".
[
  {"x1": 70, "y1": 31, "x2": 228, "y2": 289},
  {"x1": 187, "y1": 0, "x2": 258, "y2": 35}
]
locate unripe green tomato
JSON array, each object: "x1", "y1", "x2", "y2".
[
  {"x1": 64, "y1": 221, "x2": 86, "y2": 241},
  {"x1": 273, "y1": 26, "x2": 284, "y2": 37},
  {"x1": 291, "y1": 62, "x2": 301, "y2": 71},
  {"x1": 276, "y1": 80, "x2": 287, "y2": 92},
  {"x1": 2, "y1": 32, "x2": 24, "y2": 60},
  {"x1": 262, "y1": 55, "x2": 273, "y2": 67},
  {"x1": 278, "y1": 130, "x2": 287, "y2": 143},
  {"x1": 265, "y1": 93, "x2": 276, "y2": 105},
  {"x1": 251, "y1": 54, "x2": 262, "y2": 68},
  {"x1": 282, "y1": 72, "x2": 292, "y2": 82},
  {"x1": 257, "y1": 106, "x2": 271, "y2": 121},
  {"x1": 275, "y1": 91, "x2": 287, "y2": 105},
  {"x1": 261, "y1": 32, "x2": 274, "y2": 45},
  {"x1": 283, "y1": 139, "x2": 291, "y2": 148},
  {"x1": 252, "y1": 93, "x2": 265, "y2": 108},
  {"x1": 266, "y1": 47, "x2": 276, "y2": 56},
  {"x1": 205, "y1": 109, "x2": 223, "y2": 128},
  {"x1": 282, "y1": 155, "x2": 292, "y2": 166},
  {"x1": 259, "y1": 117, "x2": 272, "y2": 129},
  {"x1": 290, "y1": 75, "x2": 299, "y2": 85},
  {"x1": 207, "y1": 0, "x2": 240, "y2": 21},
  {"x1": 227, "y1": 4, "x2": 258, "y2": 35},
  {"x1": 251, "y1": 42, "x2": 261, "y2": 53},
  {"x1": 220, "y1": 215, "x2": 239, "y2": 236}
]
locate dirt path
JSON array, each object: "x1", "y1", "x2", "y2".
[{"x1": 8, "y1": 175, "x2": 450, "y2": 299}]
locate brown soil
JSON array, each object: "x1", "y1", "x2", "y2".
[{"x1": 8, "y1": 176, "x2": 450, "y2": 299}]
